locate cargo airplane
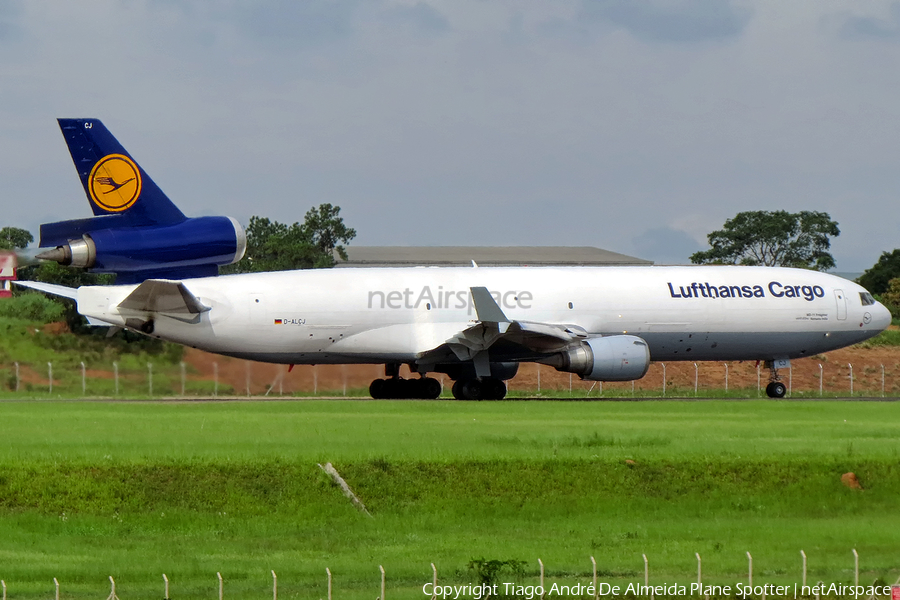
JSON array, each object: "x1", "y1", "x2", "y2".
[{"x1": 10, "y1": 119, "x2": 892, "y2": 399}]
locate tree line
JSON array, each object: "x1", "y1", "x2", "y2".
[{"x1": 2, "y1": 206, "x2": 900, "y2": 317}]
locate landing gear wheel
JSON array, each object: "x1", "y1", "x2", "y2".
[
  {"x1": 421, "y1": 377, "x2": 442, "y2": 399},
  {"x1": 450, "y1": 378, "x2": 505, "y2": 400},
  {"x1": 766, "y1": 381, "x2": 786, "y2": 398},
  {"x1": 140, "y1": 320, "x2": 155, "y2": 334},
  {"x1": 369, "y1": 379, "x2": 386, "y2": 399},
  {"x1": 481, "y1": 377, "x2": 507, "y2": 400},
  {"x1": 452, "y1": 378, "x2": 483, "y2": 400},
  {"x1": 369, "y1": 377, "x2": 442, "y2": 399}
]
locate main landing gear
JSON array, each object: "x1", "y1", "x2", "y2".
[
  {"x1": 763, "y1": 360, "x2": 787, "y2": 398},
  {"x1": 451, "y1": 377, "x2": 507, "y2": 400},
  {"x1": 367, "y1": 365, "x2": 509, "y2": 400},
  {"x1": 369, "y1": 377, "x2": 442, "y2": 399},
  {"x1": 369, "y1": 364, "x2": 442, "y2": 399}
]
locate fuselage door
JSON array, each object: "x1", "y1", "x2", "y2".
[{"x1": 834, "y1": 289, "x2": 847, "y2": 320}]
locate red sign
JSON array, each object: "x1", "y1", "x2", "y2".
[
  {"x1": 0, "y1": 251, "x2": 15, "y2": 280},
  {"x1": 891, "y1": 586, "x2": 900, "y2": 600},
  {"x1": 0, "y1": 252, "x2": 15, "y2": 297}
]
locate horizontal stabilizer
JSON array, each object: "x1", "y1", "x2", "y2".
[
  {"x1": 39, "y1": 215, "x2": 127, "y2": 248},
  {"x1": 13, "y1": 280, "x2": 78, "y2": 300},
  {"x1": 118, "y1": 279, "x2": 209, "y2": 314}
]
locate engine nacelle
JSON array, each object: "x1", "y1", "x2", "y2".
[
  {"x1": 546, "y1": 335, "x2": 650, "y2": 381},
  {"x1": 37, "y1": 216, "x2": 246, "y2": 281}
]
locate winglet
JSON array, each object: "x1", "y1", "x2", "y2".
[{"x1": 470, "y1": 286, "x2": 510, "y2": 324}]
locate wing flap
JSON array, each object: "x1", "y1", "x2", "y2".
[{"x1": 419, "y1": 286, "x2": 584, "y2": 364}]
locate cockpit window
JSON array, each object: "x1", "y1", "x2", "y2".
[{"x1": 859, "y1": 292, "x2": 875, "y2": 306}]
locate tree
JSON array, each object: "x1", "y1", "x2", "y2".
[
  {"x1": 0, "y1": 227, "x2": 33, "y2": 250},
  {"x1": 302, "y1": 203, "x2": 357, "y2": 264},
  {"x1": 879, "y1": 277, "x2": 900, "y2": 318},
  {"x1": 690, "y1": 210, "x2": 839, "y2": 271},
  {"x1": 223, "y1": 203, "x2": 356, "y2": 274},
  {"x1": 857, "y1": 249, "x2": 900, "y2": 296}
]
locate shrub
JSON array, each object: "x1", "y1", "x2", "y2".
[{"x1": 0, "y1": 293, "x2": 65, "y2": 323}]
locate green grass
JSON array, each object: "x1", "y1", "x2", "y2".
[
  {"x1": 0, "y1": 401, "x2": 897, "y2": 599},
  {"x1": 0, "y1": 313, "x2": 200, "y2": 397},
  {"x1": 857, "y1": 327, "x2": 900, "y2": 347}
]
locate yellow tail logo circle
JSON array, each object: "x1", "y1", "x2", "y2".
[{"x1": 88, "y1": 154, "x2": 142, "y2": 212}]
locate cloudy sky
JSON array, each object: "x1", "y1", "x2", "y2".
[{"x1": 1, "y1": 0, "x2": 899, "y2": 270}]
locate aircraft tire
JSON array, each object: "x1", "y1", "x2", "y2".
[
  {"x1": 422, "y1": 377, "x2": 442, "y2": 399},
  {"x1": 765, "y1": 381, "x2": 787, "y2": 398},
  {"x1": 369, "y1": 379, "x2": 387, "y2": 399},
  {"x1": 383, "y1": 378, "x2": 404, "y2": 399},
  {"x1": 481, "y1": 377, "x2": 507, "y2": 400},
  {"x1": 370, "y1": 378, "x2": 442, "y2": 399},
  {"x1": 140, "y1": 320, "x2": 155, "y2": 334},
  {"x1": 402, "y1": 379, "x2": 421, "y2": 399},
  {"x1": 452, "y1": 379, "x2": 482, "y2": 400}
]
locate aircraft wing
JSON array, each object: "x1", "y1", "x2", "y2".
[{"x1": 417, "y1": 286, "x2": 587, "y2": 376}]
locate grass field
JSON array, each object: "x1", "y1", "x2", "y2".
[{"x1": 0, "y1": 400, "x2": 897, "y2": 599}]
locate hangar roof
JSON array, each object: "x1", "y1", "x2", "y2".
[{"x1": 334, "y1": 246, "x2": 653, "y2": 267}]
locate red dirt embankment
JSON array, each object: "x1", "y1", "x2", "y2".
[{"x1": 182, "y1": 346, "x2": 900, "y2": 397}]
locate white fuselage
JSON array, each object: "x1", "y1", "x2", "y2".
[{"x1": 75, "y1": 265, "x2": 891, "y2": 366}]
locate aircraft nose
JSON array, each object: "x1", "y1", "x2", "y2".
[{"x1": 872, "y1": 301, "x2": 892, "y2": 330}]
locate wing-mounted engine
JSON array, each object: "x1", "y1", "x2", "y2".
[{"x1": 542, "y1": 335, "x2": 650, "y2": 381}]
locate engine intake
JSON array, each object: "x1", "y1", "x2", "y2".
[{"x1": 545, "y1": 335, "x2": 650, "y2": 381}]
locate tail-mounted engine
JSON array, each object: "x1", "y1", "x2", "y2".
[
  {"x1": 543, "y1": 335, "x2": 650, "y2": 381},
  {"x1": 37, "y1": 215, "x2": 246, "y2": 283}
]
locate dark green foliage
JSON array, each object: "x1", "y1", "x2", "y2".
[
  {"x1": 691, "y1": 210, "x2": 839, "y2": 270},
  {"x1": 13, "y1": 262, "x2": 116, "y2": 332},
  {"x1": 0, "y1": 226, "x2": 33, "y2": 250},
  {"x1": 25, "y1": 260, "x2": 115, "y2": 287},
  {"x1": 223, "y1": 203, "x2": 356, "y2": 273},
  {"x1": 30, "y1": 322, "x2": 183, "y2": 362},
  {"x1": 0, "y1": 227, "x2": 34, "y2": 250},
  {"x1": 0, "y1": 292, "x2": 64, "y2": 322},
  {"x1": 858, "y1": 249, "x2": 900, "y2": 295},
  {"x1": 468, "y1": 558, "x2": 526, "y2": 586},
  {"x1": 302, "y1": 202, "x2": 356, "y2": 263},
  {"x1": 855, "y1": 328, "x2": 900, "y2": 347}
]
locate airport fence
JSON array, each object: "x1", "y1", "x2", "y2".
[
  {"x1": 2, "y1": 357, "x2": 900, "y2": 398},
  {"x1": 3, "y1": 551, "x2": 898, "y2": 600}
]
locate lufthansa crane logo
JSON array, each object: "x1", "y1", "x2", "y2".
[{"x1": 88, "y1": 154, "x2": 142, "y2": 212}]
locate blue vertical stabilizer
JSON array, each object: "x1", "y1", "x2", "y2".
[{"x1": 57, "y1": 118, "x2": 186, "y2": 226}]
